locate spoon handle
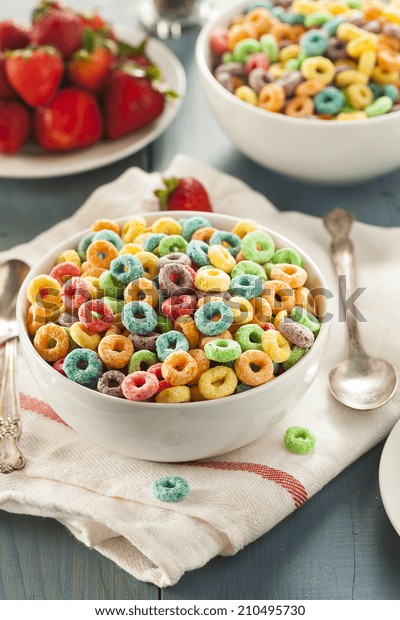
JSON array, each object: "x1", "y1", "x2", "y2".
[
  {"x1": 0, "y1": 338, "x2": 25, "y2": 474},
  {"x1": 323, "y1": 208, "x2": 365, "y2": 356}
]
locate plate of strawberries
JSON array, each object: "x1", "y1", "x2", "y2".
[{"x1": 0, "y1": 1, "x2": 186, "y2": 178}]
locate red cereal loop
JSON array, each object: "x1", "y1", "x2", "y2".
[
  {"x1": 148, "y1": 362, "x2": 172, "y2": 394},
  {"x1": 78, "y1": 299, "x2": 114, "y2": 332},
  {"x1": 161, "y1": 295, "x2": 197, "y2": 321},
  {"x1": 50, "y1": 261, "x2": 81, "y2": 284},
  {"x1": 61, "y1": 277, "x2": 91, "y2": 310},
  {"x1": 121, "y1": 371, "x2": 159, "y2": 401}
]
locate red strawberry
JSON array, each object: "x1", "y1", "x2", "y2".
[
  {"x1": 31, "y1": 9, "x2": 84, "y2": 58},
  {"x1": 103, "y1": 64, "x2": 165, "y2": 140},
  {"x1": 34, "y1": 88, "x2": 102, "y2": 152},
  {"x1": 5, "y1": 46, "x2": 63, "y2": 107},
  {"x1": 67, "y1": 46, "x2": 114, "y2": 93},
  {"x1": 0, "y1": 53, "x2": 14, "y2": 99},
  {"x1": 0, "y1": 100, "x2": 31, "y2": 154},
  {"x1": 0, "y1": 21, "x2": 30, "y2": 51},
  {"x1": 78, "y1": 12, "x2": 112, "y2": 35},
  {"x1": 155, "y1": 177, "x2": 213, "y2": 212}
]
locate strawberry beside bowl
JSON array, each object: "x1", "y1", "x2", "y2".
[{"x1": 17, "y1": 211, "x2": 330, "y2": 463}]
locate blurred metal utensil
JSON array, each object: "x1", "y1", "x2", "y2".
[
  {"x1": 0, "y1": 259, "x2": 29, "y2": 473},
  {"x1": 323, "y1": 208, "x2": 397, "y2": 410}
]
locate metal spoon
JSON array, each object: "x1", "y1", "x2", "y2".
[
  {"x1": 0, "y1": 259, "x2": 30, "y2": 473},
  {"x1": 323, "y1": 208, "x2": 397, "y2": 410}
]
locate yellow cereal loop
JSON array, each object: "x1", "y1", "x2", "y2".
[
  {"x1": 195, "y1": 268, "x2": 231, "y2": 292},
  {"x1": 337, "y1": 111, "x2": 368, "y2": 119},
  {"x1": 27, "y1": 274, "x2": 61, "y2": 305},
  {"x1": 198, "y1": 366, "x2": 238, "y2": 400},
  {"x1": 291, "y1": 0, "x2": 322, "y2": 14},
  {"x1": 90, "y1": 219, "x2": 120, "y2": 234},
  {"x1": 262, "y1": 279, "x2": 296, "y2": 314},
  {"x1": 335, "y1": 69, "x2": 368, "y2": 86},
  {"x1": 151, "y1": 216, "x2": 182, "y2": 235},
  {"x1": 270, "y1": 263, "x2": 308, "y2": 288},
  {"x1": 232, "y1": 219, "x2": 259, "y2": 239},
  {"x1": 135, "y1": 251, "x2": 159, "y2": 280},
  {"x1": 118, "y1": 243, "x2": 143, "y2": 256},
  {"x1": 82, "y1": 275, "x2": 103, "y2": 299},
  {"x1": 235, "y1": 85, "x2": 258, "y2": 105},
  {"x1": 134, "y1": 232, "x2": 153, "y2": 245},
  {"x1": 383, "y1": 5, "x2": 400, "y2": 23},
  {"x1": 56, "y1": 249, "x2": 81, "y2": 267},
  {"x1": 280, "y1": 44, "x2": 301, "y2": 63},
  {"x1": 268, "y1": 65, "x2": 287, "y2": 79},
  {"x1": 346, "y1": 83, "x2": 373, "y2": 108},
  {"x1": 358, "y1": 50, "x2": 377, "y2": 76},
  {"x1": 372, "y1": 66, "x2": 399, "y2": 83},
  {"x1": 187, "y1": 348, "x2": 210, "y2": 386},
  {"x1": 274, "y1": 310, "x2": 288, "y2": 328},
  {"x1": 228, "y1": 296, "x2": 254, "y2": 325},
  {"x1": 175, "y1": 316, "x2": 201, "y2": 349},
  {"x1": 336, "y1": 22, "x2": 365, "y2": 41},
  {"x1": 121, "y1": 216, "x2": 146, "y2": 243},
  {"x1": 69, "y1": 322, "x2": 101, "y2": 350},
  {"x1": 301, "y1": 57, "x2": 335, "y2": 84},
  {"x1": 261, "y1": 330, "x2": 291, "y2": 363},
  {"x1": 156, "y1": 386, "x2": 191, "y2": 403},
  {"x1": 208, "y1": 245, "x2": 236, "y2": 273},
  {"x1": 124, "y1": 277, "x2": 158, "y2": 307},
  {"x1": 347, "y1": 35, "x2": 377, "y2": 58},
  {"x1": 250, "y1": 296, "x2": 273, "y2": 328}
]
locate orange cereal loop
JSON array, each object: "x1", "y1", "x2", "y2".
[
  {"x1": 377, "y1": 34, "x2": 400, "y2": 53},
  {"x1": 244, "y1": 8, "x2": 274, "y2": 36},
  {"x1": 196, "y1": 293, "x2": 228, "y2": 308},
  {"x1": 105, "y1": 324, "x2": 121, "y2": 337},
  {"x1": 162, "y1": 350, "x2": 198, "y2": 387},
  {"x1": 190, "y1": 385, "x2": 206, "y2": 401},
  {"x1": 270, "y1": 264, "x2": 308, "y2": 288},
  {"x1": 285, "y1": 95, "x2": 314, "y2": 117},
  {"x1": 232, "y1": 76, "x2": 245, "y2": 90},
  {"x1": 296, "y1": 79, "x2": 325, "y2": 97},
  {"x1": 294, "y1": 286, "x2": 316, "y2": 314},
  {"x1": 259, "y1": 83, "x2": 285, "y2": 112},
  {"x1": 98, "y1": 334, "x2": 134, "y2": 369},
  {"x1": 83, "y1": 266, "x2": 106, "y2": 278},
  {"x1": 262, "y1": 279, "x2": 295, "y2": 314},
  {"x1": 364, "y1": 5, "x2": 382, "y2": 20},
  {"x1": 124, "y1": 277, "x2": 158, "y2": 308},
  {"x1": 198, "y1": 330, "x2": 233, "y2": 350},
  {"x1": 227, "y1": 23, "x2": 258, "y2": 50},
  {"x1": 174, "y1": 315, "x2": 200, "y2": 349},
  {"x1": 27, "y1": 303, "x2": 60, "y2": 335},
  {"x1": 234, "y1": 350, "x2": 273, "y2": 386},
  {"x1": 269, "y1": 23, "x2": 297, "y2": 42},
  {"x1": 235, "y1": 250, "x2": 246, "y2": 262},
  {"x1": 377, "y1": 48, "x2": 400, "y2": 71},
  {"x1": 187, "y1": 348, "x2": 211, "y2": 386},
  {"x1": 86, "y1": 240, "x2": 118, "y2": 269},
  {"x1": 230, "y1": 14, "x2": 246, "y2": 26},
  {"x1": 33, "y1": 323, "x2": 69, "y2": 362},
  {"x1": 250, "y1": 296, "x2": 272, "y2": 328},
  {"x1": 191, "y1": 227, "x2": 218, "y2": 242},
  {"x1": 90, "y1": 219, "x2": 120, "y2": 235},
  {"x1": 292, "y1": 25, "x2": 305, "y2": 39}
]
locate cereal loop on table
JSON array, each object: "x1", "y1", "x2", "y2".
[
  {"x1": 284, "y1": 426, "x2": 316, "y2": 454},
  {"x1": 151, "y1": 476, "x2": 190, "y2": 502}
]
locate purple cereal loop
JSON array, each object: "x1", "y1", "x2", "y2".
[
  {"x1": 129, "y1": 332, "x2": 159, "y2": 352},
  {"x1": 276, "y1": 71, "x2": 304, "y2": 97},
  {"x1": 274, "y1": 0, "x2": 292, "y2": 7},
  {"x1": 382, "y1": 22, "x2": 400, "y2": 38},
  {"x1": 215, "y1": 71, "x2": 235, "y2": 92},
  {"x1": 346, "y1": 11, "x2": 365, "y2": 26},
  {"x1": 363, "y1": 20, "x2": 381, "y2": 34},
  {"x1": 278, "y1": 319, "x2": 314, "y2": 349},
  {"x1": 97, "y1": 370, "x2": 125, "y2": 398},
  {"x1": 159, "y1": 263, "x2": 194, "y2": 296},
  {"x1": 278, "y1": 38, "x2": 293, "y2": 49},
  {"x1": 334, "y1": 63, "x2": 354, "y2": 75},
  {"x1": 248, "y1": 68, "x2": 275, "y2": 93},
  {"x1": 390, "y1": 104, "x2": 400, "y2": 113},
  {"x1": 57, "y1": 312, "x2": 79, "y2": 327},
  {"x1": 158, "y1": 252, "x2": 191, "y2": 270},
  {"x1": 326, "y1": 37, "x2": 348, "y2": 61},
  {"x1": 214, "y1": 62, "x2": 246, "y2": 77}
]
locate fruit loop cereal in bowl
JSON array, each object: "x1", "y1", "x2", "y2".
[
  {"x1": 196, "y1": 1, "x2": 400, "y2": 183},
  {"x1": 17, "y1": 211, "x2": 330, "y2": 462}
]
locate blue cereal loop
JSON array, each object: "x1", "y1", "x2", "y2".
[
  {"x1": 209, "y1": 231, "x2": 241, "y2": 257},
  {"x1": 110, "y1": 254, "x2": 143, "y2": 285},
  {"x1": 314, "y1": 87, "x2": 344, "y2": 115},
  {"x1": 151, "y1": 476, "x2": 189, "y2": 502},
  {"x1": 187, "y1": 239, "x2": 210, "y2": 267},
  {"x1": 194, "y1": 300, "x2": 234, "y2": 336},
  {"x1": 142, "y1": 233, "x2": 167, "y2": 254},
  {"x1": 63, "y1": 348, "x2": 102, "y2": 387},
  {"x1": 92, "y1": 229, "x2": 124, "y2": 251},
  {"x1": 156, "y1": 330, "x2": 189, "y2": 361},
  {"x1": 122, "y1": 301, "x2": 157, "y2": 335},
  {"x1": 229, "y1": 274, "x2": 263, "y2": 299},
  {"x1": 77, "y1": 232, "x2": 95, "y2": 261},
  {"x1": 181, "y1": 216, "x2": 211, "y2": 241},
  {"x1": 300, "y1": 30, "x2": 329, "y2": 56}
]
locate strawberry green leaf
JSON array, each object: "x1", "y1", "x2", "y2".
[
  {"x1": 155, "y1": 177, "x2": 179, "y2": 211},
  {"x1": 117, "y1": 38, "x2": 147, "y2": 58}
]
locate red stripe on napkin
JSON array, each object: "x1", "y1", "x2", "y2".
[
  {"x1": 186, "y1": 460, "x2": 308, "y2": 507},
  {"x1": 20, "y1": 393, "x2": 69, "y2": 427}
]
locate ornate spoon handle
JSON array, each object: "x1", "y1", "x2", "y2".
[{"x1": 0, "y1": 338, "x2": 25, "y2": 474}]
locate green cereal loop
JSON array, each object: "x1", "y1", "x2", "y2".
[
  {"x1": 282, "y1": 346, "x2": 307, "y2": 370},
  {"x1": 284, "y1": 426, "x2": 316, "y2": 454},
  {"x1": 270, "y1": 248, "x2": 302, "y2": 267},
  {"x1": 151, "y1": 476, "x2": 189, "y2": 502},
  {"x1": 345, "y1": 0, "x2": 362, "y2": 7},
  {"x1": 231, "y1": 260, "x2": 267, "y2": 281},
  {"x1": 241, "y1": 230, "x2": 275, "y2": 264},
  {"x1": 263, "y1": 262, "x2": 273, "y2": 277},
  {"x1": 235, "y1": 382, "x2": 253, "y2": 393},
  {"x1": 222, "y1": 52, "x2": 234, "y2": 63},
  {"x1": 365, "y1": 96, "x2": 393, "y2": 117},
  {"x1": 128, "y1": 350, "x2": 158, "y2": 373},
  {"x1": 99, "y1": 271, "x2": 125, "y2": 299},
  {"x1": 283, "y1": 12, "x2": 304, "y2": 25},
  {"x1": 259, "y1": 34, "x2": 279, "y2": 62},
  {"x1": 103, "y1": 296, "x2": 124, "y2": 314},
  {"x1": 245, "y1": 1, "x2": 273, "y2": 12},
  {"x1": 233, "y1": 38, "x2": 261, "y2": 63},
  {"x1": 271, "y1": 5, "x2": 285, "y2": 20},
  {"x1": 158, "y1": 235, "x2": 188, "y2": 257},
  {"x1": 285, "y1": 58, "x2": 301, "y2": 71},
  {"x1": 157, "y1": 315, "x2": 173, "y2": 333},
  {"x1": 304, "y1": 11, "x2": 331, "y2": 27},
  {"x1": 204, "y1": 339, "x2": 241, "y2": 362},
  {"x1": 142, "y1": 233, "x2": 167, "y2": 254},
  {"x1": 63, "y1": 327, "x2": 79, "y2": 351},
  {"x1": 235, "y1": 324, "x2": 264, "y2": 351},
  {"x1": 77, "y1": 232, "x2": 95, "y2": 261},
  {"x1": 291, "y1": 306, "x2": 321, "y2": 334}
]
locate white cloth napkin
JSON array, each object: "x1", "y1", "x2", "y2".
[{"x1": 0, "y1": 155, "x2": 399, "y2": 588}]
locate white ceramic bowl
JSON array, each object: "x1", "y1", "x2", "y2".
[
  {"x1": 196, "y1": 1, "x2": 400, "y2": 184},
  {"x1": 17, "y1": 211, "x2": 330, "y2": 462}
]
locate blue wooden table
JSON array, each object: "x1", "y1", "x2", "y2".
[{"x1": 1, "y1": 0, "x2": 400, "y2": 601}]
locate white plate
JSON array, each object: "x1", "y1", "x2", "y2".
[
  {"x1": 0, "y1": 26, "x2": 186, "y2": 179},
  {"x1": 379, "y1": 418, "x2": 400, "y2": 535}
]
